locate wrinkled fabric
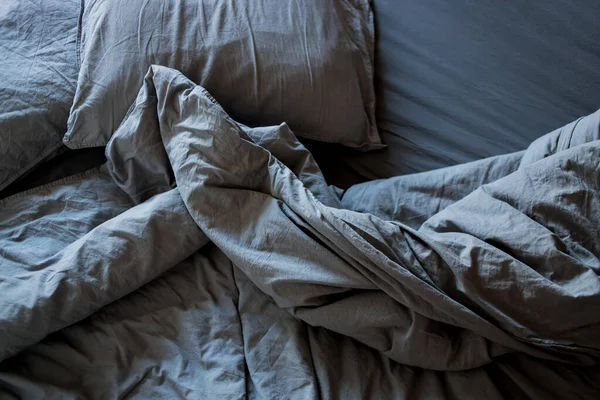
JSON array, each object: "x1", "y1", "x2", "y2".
[
  {"x1": 0, "y1": 0, "x2": 79, "y2": 190},
  {"x1": 1, "y1": 66, "x2": 599, "y2": 398},
  {"x1": 0, "y1": 147, "x2": 108, "y2": 200},
  {"x1": 64, "y1": 0, "x2": 381, "y2": 150}
]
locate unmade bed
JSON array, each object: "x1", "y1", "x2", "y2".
[{"x1": 1, "y1": 1, "x2": 600, "y2": 399}]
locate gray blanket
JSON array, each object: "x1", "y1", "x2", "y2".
[{"x1": 1, "y1": 66, "x2": 599, "y2": 399}]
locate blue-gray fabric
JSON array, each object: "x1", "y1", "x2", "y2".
[
  {"x1": 1, "y1": 66, "x2": 599, "y2": 399},
  {"x1": 63, "y1": 0, "x2": 381, "y2": 151},
  {"x1": 0, "y1": 0, "x2": 78, "y2": 191},
  {"x1": 0, "y1": 147, "x2": 107, "y2": 200},
  {"x1": 337, "y1": 0, "x2": 600, "y2": 180}
]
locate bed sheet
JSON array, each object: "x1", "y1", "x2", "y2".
[
  {"x1": 0, "y1": 148, "x2": 107, "y2": 200},
  {"x1": 330, "y1": 0, "x2": 600, "y2": 182},
  {"x1": 1, "y1": 66, "x2": 599, "y2": 399}
]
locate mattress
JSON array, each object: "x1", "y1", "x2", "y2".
[{"x1": 324, "y1": 0, "x2": 600, "y2": 183}]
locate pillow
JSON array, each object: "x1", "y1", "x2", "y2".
[
  {"x1": 0, "y1": 0, "x2": 79, "y2": 191},
  {"x1": 64, "y1": 0, "x2": 382, "y2": 150}
]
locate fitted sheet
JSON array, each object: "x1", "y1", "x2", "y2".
[
  {"x1": 1, "y1": 66, "x2": 599, "y2": 399},
  {"x1": 330, "y1": 0, "x2": 600, "y2": 182}
]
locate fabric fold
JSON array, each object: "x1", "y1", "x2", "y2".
[
  {"x1": 2, "y1": 65, "x2": 599, "y2": 376},
  {"x1": 142, "y1": 65, "x2": 600, "y2": 370}
]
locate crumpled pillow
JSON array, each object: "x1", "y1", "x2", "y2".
[
  {"x1": 63, "y1": 0, "x2": 383, "y2": 151},
  {"x1": 0, "y1": 0, "x2": 79, "y2": 191}
]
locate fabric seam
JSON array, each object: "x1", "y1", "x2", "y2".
[
  {"x1": 76, "y1": 0, "x2": 85, "y2": 69},
  {"x1": 0, "y1": 166, "x2": 105, "y2": 207},
  {"x1": 0, "y1": 141, "x2": 64, "y2": 193}
]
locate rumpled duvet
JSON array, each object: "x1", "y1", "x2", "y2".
[{"x1": 1, "y1": 66, "x2": 599, "y2": 399}]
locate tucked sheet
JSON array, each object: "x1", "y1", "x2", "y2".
[{"x1": 1, "y1": 66, "x2": 599, "y2": 399}]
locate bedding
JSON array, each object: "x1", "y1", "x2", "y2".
[
  {"x1": 1, "y1": 66, "x2": 599, "y2": 399},
  {"x1": 334, "y1": 0, "x2": 600, "y2": 181},
  {"x1": 0, "y1": 147, "x2": 107, "y2": 200},
  {"x1": 0, "y1": 0, "x2": 79, "y2": 191},
  {"x1": 63, "y1": 0, "x2": 382, "y2": 151}
]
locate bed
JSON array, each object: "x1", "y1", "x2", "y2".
[{"x1": 1, "y1": 1, "x2": 600, "y2": 399}]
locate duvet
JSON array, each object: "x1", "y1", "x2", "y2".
[{"x1": 1, "y1": 66, "x2": 599, "y2": 399}]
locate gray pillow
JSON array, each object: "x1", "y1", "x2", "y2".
[
  {"x1": 0, "y1": 0, "x2": 79, "y2": 191},
  {"x1": 64, "y1": 0, "x2": 382, "y2": 150}
]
